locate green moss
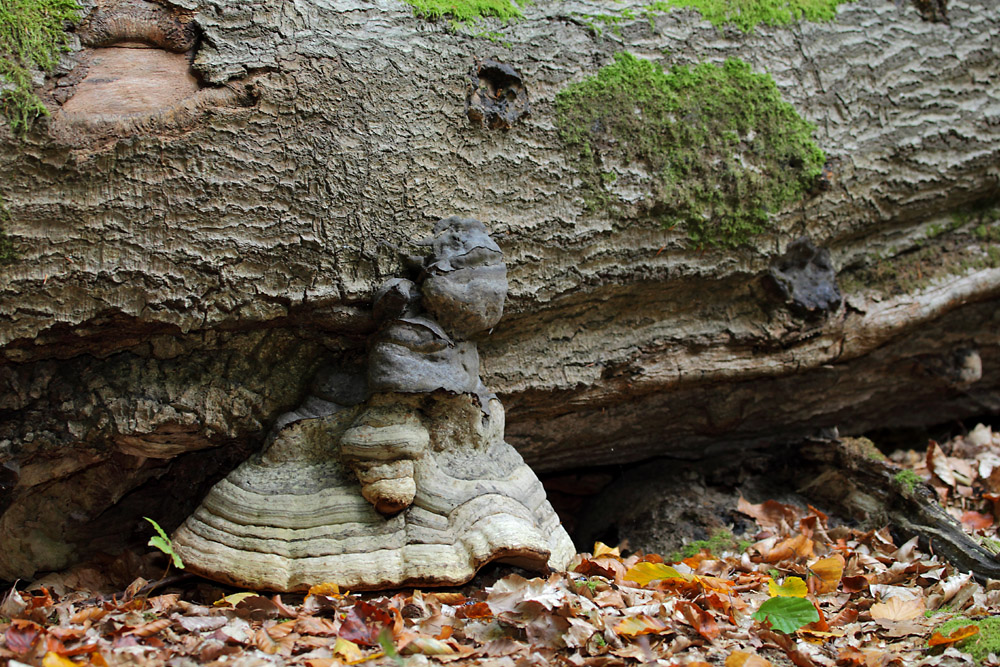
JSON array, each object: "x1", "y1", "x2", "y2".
[
  {"x1": 644, "y1": 0, "x2": 854, "y2": 33},
  {"x1": 893, "y1": 469, "x2": 922, "y2": 496},
  {"x1": 669, "y1": 529, "x2": 743, "y2": 561},
  {"x1": 0, "y1": 194, "x2": 16, "y2": 264},
  {"x1": 555, "y1": 53, "x2": 824, "y2": 248},
  {"x1": 935, "y1": 616, "x2": 1000, "y2": 663},
  {"x1": 0, "y1": 0, "x2": 81, "y2": 133},
  {"x1": 401, "y1": 0, "x2": 522, "y2": 23}
]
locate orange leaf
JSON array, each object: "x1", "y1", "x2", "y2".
[
  {"x1": 764, "y1": 534, "x2": 814, "y2": 563},
  {"x1": 725, "y1": 650, "x2": 772, "y2": 667},
  {"x1": 928, "y1": 624, "x2": 979, "y2": 647},
  {"x1": 677, "y1": 601, "x2": 720, "y2": 641},
  {"x1": 807, "y1": 553, "x2": 844, "y2": 595},
  {"x1": 960, "y1": 511, "x2": 993, "y2": 531},
  {"x1": 455, "y1": 602, "x2": 492, "y2": 619},
  {"x1": 613, "y1": 615, "x2": 667, "y2": 637}
]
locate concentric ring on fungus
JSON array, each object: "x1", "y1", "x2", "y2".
[{"x1": 48, "y1": 0, "x2": 251, "y2": 143}]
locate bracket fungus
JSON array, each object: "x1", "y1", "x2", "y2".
[{"x1": 172, "y1": 217, "x2": 574, "y2": 591}]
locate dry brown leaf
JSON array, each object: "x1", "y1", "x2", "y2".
[
  {"x1": 870, "y1": 596, "x2": 925, "y2": 621},
  {"x1": 927, "y1": 441, "x2": 956, "y2": 488},
  {"x1": 737, "y1": 496, "x2": 800, "y2": 532}
]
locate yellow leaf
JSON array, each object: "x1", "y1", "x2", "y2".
[
  {"x1": 307, "y1": 582, "x2": 341, "y2": 597},
  {"x1": 624, "y1": 562, "x2": 688, "y2": 586},
  {"x1": 333, "y1": 637, "x2": 365, "y2": 663},
  {"x1": 767, "y1": 577, "x2": 808, "y2": 598},
  {"x1": 42, "y1": 653, "x2": 77, "y2": 667},
  {"x1": 214, "y1": 591, "x2": 259, "y2": 607},
  {"x1": 613, "y1": 614, "x2": 668, "y2": 637},
  {"x1": 807, "y1": 554, "x2": 845, "y2": 594},
  {"x1": 593, "y1": 542, "x2": 621, "y2": 558},
  {"x1": 870, "y1": 596, "x2": 925, "y2": 621}
]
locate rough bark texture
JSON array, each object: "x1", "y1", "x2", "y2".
[{"x1": 0, "y1": 0, "x2": 998, "y2": 579}]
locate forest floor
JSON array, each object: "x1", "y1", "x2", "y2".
[{"x1": 3, "y1": 425, "x2": 1000, "y2": 667}]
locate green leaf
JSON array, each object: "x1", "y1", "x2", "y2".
[
  {"x1": 144, "y1": 517, "x2": 184, "y2": 569},
  {"x1": 377, "y1": 627, "x2": 404, "y2": 666},
  {"x1": 752, "y1": 597, "x2": 818, "y2": 633}
]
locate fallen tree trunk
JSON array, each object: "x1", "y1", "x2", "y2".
[{"x1": 0, "y1": 0, "x2": 998, "y2": 579}]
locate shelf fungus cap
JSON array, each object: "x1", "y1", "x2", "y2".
[{"x1": 419, "y1": 217, "x2": 507, "y2": 339}]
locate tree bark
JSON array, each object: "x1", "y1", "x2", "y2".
[{"x1": 0, "y1": 0, "x2": 998, "y2": 579}]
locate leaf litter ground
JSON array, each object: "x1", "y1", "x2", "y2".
[{"x1": 4, "y1": 424, "x2": 1000, "y2": 667}]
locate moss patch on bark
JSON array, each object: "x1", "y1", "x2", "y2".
[
  {"x1": 555, "y1": 53, "x2": 824, "y2": 248},
  {"x1": 647, "y1": 0, "x2": 855, "y2": 33},
  {"x1": 401, "y1": 0, "x2": 522, "y2": 22},
  {"x1": 0, "y1": 0, "x2": 80, "y2": 133}
]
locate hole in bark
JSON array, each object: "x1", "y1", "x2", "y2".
[
  {"x1": 465, "y1": 59, "x2": 530, "y2": 131},
  {"x1": 909, "y1": 0, "x2": 948, "y2": 23}
]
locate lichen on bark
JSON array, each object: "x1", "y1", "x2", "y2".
[
  {"x1": 0, "y1": 0, "x2": 80, "y2": 133},
  {"x1": 555, "y1": 52, "x2": 825, "y2": 248}
]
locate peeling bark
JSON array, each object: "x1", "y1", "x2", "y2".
[{"x1": 0, "y1": 0, "x2": 998, "y2": 579}]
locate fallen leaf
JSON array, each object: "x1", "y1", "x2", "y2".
[
  {"x1": 402, "y1": 636, "x2": 456, "y2": 655},
  {"x1": 214, "y1": 592, "x2": 259, "y2": 607},
  {"x1": 807, "y1": 553, "x2": 845, "y2": 595},
  {"x1": 768, "y1": 577, "x2": 808, "y2": 598},
  {"x1": 340, "y1": 600, "x2": 393, "y2": 646},
  {"x1": 333, "y1": 637, "x2": 365, "y2": 662},
  {"x1": 752, "y1": 597, "x2": 819, "y2": 634},
  {"x1": 613, "y1": 614, "x2": 668, "y2": 637},
  {"x1": 623, "y1": 562, "x2": 688, "y2": 587},
  {"x1": 677, "y1": 601, "x2": 720, "y2": 641},
  {"x1": 928, "y1": 624, "x2": 979, "y2": 646},
  {"x1": 454, "y1": 602, "x2": 492, "y2": 619},
  {"x1": 764, "y1": 534, "x2": 814, "y2": 563},
  {"x1": 593, "y1": 542, "x2": 621, "y2": 558},
  {"x1": 960, "y1": 511, "x2": 993, "y2": 531},
  {"x1": 927, "y1": 441, "x2": 956, "y2": 487},
  {"x1": 5, "y1": 618, "x2": 42, "y2": 654},
  {"x1": 737, "y1": 496, "x2": 800, "y2": 531},
  {"x1": 870, "y1": 596, "x2": 925, "y2": 621},
  {"x1": 42, "y1": 652, "x2": 77, "y2": 667},
  {"x1": 726, "y1": 650, "x2": 772, "y2": 667}
]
